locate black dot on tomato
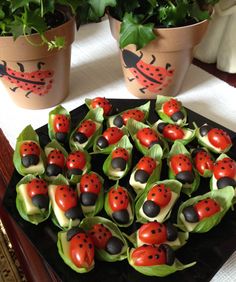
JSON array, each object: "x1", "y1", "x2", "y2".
[
  {"x1": 79, "y1": 244, "x2": 83, "y2": 248},
  {"x1": 148, "y1": 255, "x2": 153, "y2": 259},
  {"x1": 155, "y1": 254, "x2": 159, "y2": 259},
  {"x1": 206, "y1": 207, "x2": 210, "y2": 211},
  {"x1": 151, "y1": 230, "x2": 156, "y2": 234}
]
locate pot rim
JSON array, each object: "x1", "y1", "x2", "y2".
[{"x1": 107, "y1": 12, "x2": 209, "y2": 31}]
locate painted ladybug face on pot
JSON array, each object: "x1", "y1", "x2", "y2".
[{"x1": 122, "y1": 50, "x2": 174, "y2": 94}]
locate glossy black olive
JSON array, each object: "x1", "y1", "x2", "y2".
[
  {"x1": 134, "y1": 169, "x2": 150, "y2": 183},
  {"x1": 182, "y1": 205, "x2": 199, "y2": 223},
  {"x1": 142, "y1": 200, "x2": 160, "y2": 218},
  {"x1": 157, "y1": 122, "x2": 168, "y2": 133},
  {"x1": 105, "y1": 236, "x2": 124, "y2": 255},
  {"x1": 46, "y1": 164, "x2": 62, "y2": 176},
  {"x1": 191, "y1": 148, "x2": 205, "y2": 158},
  {"x1": 199, "y1": 124, "x2": 211, "y2": 137},
  {"x1": 171, "y1": 111, "x2": 184, "y2": 122},
  {"x1": 65, "y1": 206, "x2": 83, "y2": 220},
  {"x1": 112, "y1": 209, "x2": 130, "y2": 224},
  {"x1": 113, "y1": 115, "x2": 124, "y2": 128},
  {"x1": 111, "y1": 157, "x2": 127, "y2": 171},
  {"x1": 67, "y1": 168, "x2": 83, "y2": 178},
  {"x1": 80, "y1": 192, "x2": 97, "y2": 206},
  {"x1": 67, "y1": 227, "x2": 85, "y2": 241},
  {"x1": 217, "y1": 177, "x2": 236, "y2": 189},
  {"x1": 32, "y1": 194, "x2": 49, "y2": 209},
  {"x1": 166, "y1": 222, "x2": 178, "y2": 241},
  {"x1": 74, "y1": 132, "x2": 88, "y2": 144},
  {"x1": 21, "y1": 155, "x2": 39, "y2": 168},
  {"x1": 97, "y1": 136, "x2": 109, "y2": 149},
  {"x1": 160, "y1": 244, "x2": 175, "y2": 265},
  {"x1": 176, "y1": 171, "x2": 194, "y2": 184},
  {"x1": 55, "y1": 132, "x2": 67, "y2": 143}
]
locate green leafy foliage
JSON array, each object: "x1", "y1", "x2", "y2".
[
  {"x1": 77, "y1": 0, "x2": 216, "y2": 49},
  {"x1": 0, "y1": 0, "x2": 78, "y2": 49}
]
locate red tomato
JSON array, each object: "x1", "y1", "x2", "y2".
[
  {"x1": 208, "y1": 128, "x2": 232, "y2": 150},
  {"x1": 147, "y1": 184, "x2": 172, "y2": 207},
  {"x1": 194, "y1": 198, "x2": 220, "y2": 220},
  {"x1": 55, "y1": 185, "x2": 77, "y2": 211},
  {"x1": 138, "y1": 222, "x2": 167, "y2": 245}
]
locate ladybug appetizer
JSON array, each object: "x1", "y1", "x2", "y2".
[
  {"x1": 16, "y1": 175, "x2": 50, "y2": 224},
  {"x1": 88, "y1": 223, "x2": 125, "y2": 257},
  {"x1": 103, "y1": 135, "x2": 133, "y2": 180},
  {"x1": 127, "y1": 119, "x2": 167, "y2": 155},
  {"x1": 70, "y1": 108, "x2": 104, "y2": 151},
  {"x1": 132, "y1": 221, "x2": 188, "y2": 249},
  {"x1": 66, "y1": 150, "x2": 91, "y2": 183},
  {"x1": 211, "y1": 155, "x2": 236, "y2": 190},
  {"x1": 191, "y1": 147, "x2": 214, "y2": 178},
  {"x1": 178, "y1": 187, "x2": 234, "y2": 233},
  {"x1": 13, "y1": 125, "x2": 45, "y2": 176},
  {"x1": 168, "y1": 141, "x2": 199, "y2": 196},
  {"x1": 85, "y1": 97, "x2": 113, "y2": 116},
  {"x1": 128, "y1": 244, "x2": 194, "y2": 277},
  {"x1": 197, "y1": 124, "x2": 232, "y2": 153},
  {"x1": 122, "y1": 50, "x2": 174, "y2": 94},
  {"x1": 155, "y1": 120, "x2": 195, "y2": 144},
  {"x1": 77, "y1": 172, "x2": 104, "y2": 217},
  {"x1": 136, "y1": 180, "x2": 181, "y2": 223},
  {"x1": 155, "y1": 95, "x2": 187, "y2": 126},
  {"x1": 129, "y1": 144, "x2": 163, "y2": 194},
  {"x1": 105, "y1": 185, "x2": 134, "y2": 227},
  {"x1": 48, "y1": 105, "x2": 71, "y2": 144},
  {"x1": 108, "y1": 101, "x2": 150, "y2": 128},
  {"x1": 94, "y1": 126, "x2": 124, "y2": 152},
  {"x1": 58, "y1": 227, "x2": 95, "y2": 273},
  {"x1": 80, "y1": 217, "x2": 128, "y2": 262},
  {"x1": 48, "y1": 182, "x2": 82, "y2": 229}
]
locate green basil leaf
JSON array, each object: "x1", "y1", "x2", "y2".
[
  {"x1": 43, "y1": 140, "x2": 68, "y2": 181},
  {"x1": 103, "y1": 135, "x2": 133, "y2": 180},
  {"x1": 48, "y1": 176, "x2": 81, "y2": 230},
  {"x1": 104, "y1": 186, "x2": 134, "y2": 227},
  {"x1": 167, "y1": 141, "x2": 200, "y2": 196},
  {"x1": 119, "y1": 13, "x2": 156, "y2": 50},
  {"x1": 129, "y1": 144, "x2": 163, "y2": 195},
  {"x1": 195, "y1": 124, "x2": 232, "y2": 154},
  {"x1": 16, "y1": 174, "x2": 51, "y2": 225},
  {"x1": 57, "y1": 230, "x2": 94, "y2": 273},
  {"x1": 177, "y1": 186, "x2": 235, "y2": 233},
  {"x1": 155, "y1": 95, "x2": 187, "y2": 127},
  {"x1": 69, "y1": 108, "x2": 104, "y2": 151},
  {"x1": 48, "y1": 105, "x2": 71, "y2": 143},
  {"x1": 210, "y1": 153, "x2": 230, "y2": 190},
  {"x1": 153, "y1": 120, "x2": 196, "y2": 145},
  {"x1": 128, "y1": 248, "x2": 196, "y2": 276},
  {"x1": 135, "y1": 179, "x2": 182, "y2": 223},
  {"x1": 80, "y1": 216, "x2": 128, "y2": 262},
  {"x1": 88, "y1": 0, "x2": 116, "y2": 17},
  {"x1": 107, "y1": 101, "x2": 150, "y2": 128},
  {"x1": 78, "y1": 172, "x2": 104, "y2": 217},
  {"x1": 13, "y1": 125, "x2": 45, "y2": 176},
  {"x1": 126, "y1": 119, "x2": 168, "y2": 156},
  {"x1": 68, "y1": 149, "x2": 91, "y2": 184}
]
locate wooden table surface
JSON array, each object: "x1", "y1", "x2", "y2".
[{"x1": 0, "y1": 61, "x2": 235, "y2": 282}]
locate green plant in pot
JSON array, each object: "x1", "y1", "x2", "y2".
[
  {"x1": 0, "y1": 0, "x2": 78, "y2": 110},
  {"x1": 80, "y1": 0, "x2": 217, "y2": 99}
]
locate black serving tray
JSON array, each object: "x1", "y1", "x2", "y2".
[{"x1": 3, "y1": 99, "x2": 236, "y2": 282}]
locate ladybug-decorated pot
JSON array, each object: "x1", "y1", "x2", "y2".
[
  {"x1": 108, "y1": 15, "x2": 208, "y2": 99},
  {"x1": 0, "y1": 17, "x2": 75, "y2": 109}
]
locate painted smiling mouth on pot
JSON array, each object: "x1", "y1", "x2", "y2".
[
  {"x1": 122, "y1": 49, "x2": 174, "y2": 94},
  {"x1": 0, "y1": 60, "x2": 54, "y2": 98}
]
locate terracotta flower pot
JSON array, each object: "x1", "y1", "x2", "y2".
[
  {"x1": 109, "y1": 16, "x2": 208, "y2": 99},
  {"x1": 0, "y1": 18, "x2": 75, "y2": 109}
]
